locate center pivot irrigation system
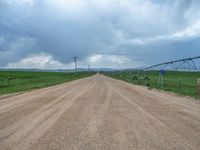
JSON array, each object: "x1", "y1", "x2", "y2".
[{"x1": 144, "y1": 56, "x2": 200, "y2": 71}]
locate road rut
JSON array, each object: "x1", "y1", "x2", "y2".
[{"x1": 0, "y1": 74, "x2": 200, "y2": 150}]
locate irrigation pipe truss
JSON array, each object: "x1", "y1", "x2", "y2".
[{"x1": 144, "y1": 56, "x2": 200, "y2": 71}]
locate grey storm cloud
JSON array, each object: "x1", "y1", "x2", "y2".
[{"x1": 0, "y1": 0, "x2": 200, "y2": 69}]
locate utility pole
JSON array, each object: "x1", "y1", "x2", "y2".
[
  {"x1": 73, "y1": 56, "x2": 79, "y2": 72},
  {"x1": 88, "y1": 65, "x2": 90, "y2": 72}
]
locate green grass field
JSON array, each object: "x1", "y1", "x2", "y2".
[
  {"x1": 0, "y1": 71, "x2": 95, "y2": 95},
  {"x1": 103, "y1": 71, "x2": 200, "y2": 99}
]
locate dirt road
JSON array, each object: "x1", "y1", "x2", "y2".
[{"x1": 0, "y1": 74, "x2": 200, "y2": 150}]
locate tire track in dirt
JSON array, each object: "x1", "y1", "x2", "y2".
[
  {"x1": 0, "y1": 74, "x2": 200, "y2": 150},
  {"x1": 30, "y1": 76, "x2": 104, "y2": 150},
  {"x1": 0, "y1": 79, "x2": 90, "y2": 130},
  {"x1": 0, "y1": 78, "x2": 87, "y2": 114},
  {"x1": 92, "y1": 91, "x2": 135, "y2": 150},
  {"x1": 112, "y1": 79, "x2": 200, "y2": 148},
  {"x1": 113, "y1": 87, "x2": 196, "y2": 150},
  {"x1": 0, "y1": 80, "x2": 85, "y2": 140},
  {"x1": 114, "y1": 78, "x2": 200, "y2": 115},
  {"x1": 112, "y1": 92, "x2": 143, "y2": 150},
  {"x1": 0, "y1": 79, "x2": 95, "y2": 150},
  {"x1": 69, "y1": 82, "x2": 113, "y2": 150}
]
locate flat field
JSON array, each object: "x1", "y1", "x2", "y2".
[
  {"x1": 0, "y1": 74, "x2": 200, "y2": 150},
  {"x1": 0, "y1": 71, "x2": 94, "y2": 95},
  {"x1": 103, "y1": 71, "x2": 200, "y2": 99}
]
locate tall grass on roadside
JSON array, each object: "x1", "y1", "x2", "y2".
[
  {"x1": 0, "y1": 71, "x2": 95, "y2": 95},
  {"x1": 102, "y1": 71, "x2": 200, "y2": 99}
]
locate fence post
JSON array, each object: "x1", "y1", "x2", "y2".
[
  {"x1": 178, "y1": 78, "x2": 181, "y2": 92},
  {"x1": 197, "y1": 79, "x2": 200, "y2": 95}
]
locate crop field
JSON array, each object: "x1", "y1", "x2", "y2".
[
  {"x1": 1, "y1": 74, "x2": 200, "y2": 150},
  {"x1": 103, "y1": 71, "x2": 200, "y2": 99},
  {"x1": 0, "y1": 70, "x2": 94, "y2": 95}
]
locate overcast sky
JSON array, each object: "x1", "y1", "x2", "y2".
[{"x1": 0, "y1": 0, "x2": 200, "y2": 69}]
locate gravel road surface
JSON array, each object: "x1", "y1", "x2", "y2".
[{"x1": 0, "y1": 74, "x2": 200, "y2": 150}]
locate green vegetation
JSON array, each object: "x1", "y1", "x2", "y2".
[
  {"x1": 103, "y1": 70, "x2": 200, "y2": 99},
  {"x1": 0, "y1": 71, "x2": 95, "y2": 95}
]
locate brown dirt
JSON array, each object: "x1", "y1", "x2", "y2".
[{"x1": 0, "y1": 74, "x2": 200, "y2": 150}]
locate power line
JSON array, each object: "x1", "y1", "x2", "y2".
[{"x1": 0, "y1": 1, "x2": 66, "y2": 53}]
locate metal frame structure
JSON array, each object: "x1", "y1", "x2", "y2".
[{"x1": 144, "y1": 56, "x2": 200, "y2": 71}]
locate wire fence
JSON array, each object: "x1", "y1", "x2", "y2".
[{"x1": 104, "y1": 71, "x2": 200, "y2": 98}]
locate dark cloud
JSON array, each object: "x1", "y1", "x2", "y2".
[{"x1": 0, "y1": 0, "x2": 200, "y2": 69}]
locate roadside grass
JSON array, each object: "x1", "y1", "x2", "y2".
[
  {"x1": 0, "y1": 71, "x2": 95, "y2": 95},
  {"x1": 102, "y1": 71, "x2": 200, "y2": 99}
]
